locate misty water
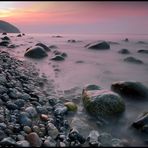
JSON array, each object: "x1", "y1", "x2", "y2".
[{"x1": 2, "y1": 33, "x2": 148, "y2": 146}]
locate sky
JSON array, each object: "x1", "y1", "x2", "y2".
[{"x1": 0, "y1": 1, "x2": 148, "y2": 34}]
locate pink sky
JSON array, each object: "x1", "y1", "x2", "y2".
[{"x1": 0, "y1": 1, "x2": 148, "y2": 34}]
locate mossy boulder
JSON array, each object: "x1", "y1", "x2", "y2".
[{"x1": 82, "y1": 84, "x2": 125, "y2": 118}]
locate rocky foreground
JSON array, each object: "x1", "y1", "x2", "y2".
[{"x1": 0, "y1": 50, "x2": 130, "y2": 147}]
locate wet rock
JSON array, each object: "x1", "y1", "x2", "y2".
[
  {"x1": 47, "y1": 122, "x2": 59, "y2": 139},
  {"x1": 0, "y1": 85, "x2": 7, "y2": 94},
  {"x1": 52, "y1": 35, "x2": 63, "y2": 38},
  {"x1": 23, "y1": 126, "x2": 32, "y2": 134},
  {"x1": 68, "y1": 39, "x2": 76, "y2": 43},
  {"x1": 82, "y1": 84, "x2": 125, "y2": 117},
  {"x1": 18, "y1": 112, "x2": 32, "y2": 126},
  {"x1": 70, "y1": 117, "x2": 92, "y2": 137},
  {"x1": 7, "y1": 44, "x2": 17, "y2": 48},
  {"x1": 83, "y1": 84, "x2": 102, "y2": 91},
  {"x1": 16, "y1": 140, "x2": 30, "y2": 147},
  {"x1": 6, "y1": 101, "x2": 18, "y2": 110},
  {"x1": 43, "y1": 136, "x2": 56, "y2": 147},
  {"x1": 118, "y1": 48, "x2": 130, "y2": 54},
  {"x1": 2, "y1": 32, "x2": 7, "y2": 35},
  {"x1": 25, "y1": 106, "x2": 38, "y2": 118},
  {"x1": 36, "y1": 106, "x2": 48, "y2": 114},
  {"x1": 138, "y1": 49, "x2": 148, "y2": 54},
  {"x1": 0, "y1": 137, "x2": 16, "y2": 146},
  {"x1": 111, "y1": 138, "x2": 123, "y2": 147},
  {"x1": 53, "y1": 104, "x2": 68, "y2": 116},
  {"x1": 85, "y1": 41, "x2": 110, "y2": 50},
  {"x1": 17, "y1": 34, "x2": 22, "y2": 37},
  {"x1": 26, "y1": 132, "x2": 42, "y2": 147},
  {"x1": 61, "y1": 52, "x2": 68, "y2": 57},
  {"x1": 14, "y1": 99, "x2": 25, "y2": 109},
  {"x1": 87, "y1": 130, "x2": 100, "y2": 146},
  {"x1": 0, "y1": 40, "x2": 10, "y2": 46},
  {"x1": 132, "y1": 112, "x2": 148, "y2": 131},
  {"x1": 123, "y1": 56, "x2": 143, "y2": 64},
  {"x1": 36, "y1": 42, "x2": 51, "y2": 52},
  {"x1": 24, "y1": 46, "x2": 48, "y2": 59},
  {"x1": 0, "y1": 130, "x2": 7, "y2": 140},
  {"x1": 136, "y1": 41, "x2": 147, "y2": 44},
  {"x1": 40, "y1": 114, "x2": 49, "y2": 121},
  {"x1": 51, "y1": 55, "x2": 65, "y2": 61},
  {"x1": 111, "y1": 81, "x2": 148, "y2": 99},
  {"x1": 68, "y1": 128, "x2": 86, "y2": 145},
  {"x1": 8, "y1": 88, "x2": 21, "y2": 99},
  {"x1": 108, "y1": 41, "x2": 120, "y2": 45},
  {"x1": 19, "y1": 93, "x2": 31, "y2": 101},
  {"x1": 64, "y1": 102, "x2": 78, "y2": 112},
  {"x1": 49, "y1": 45, "x2": 58, "y2": 49},
  {"x1": 0, "y1": 74, "x2": 7, "y2": 85},
  {"x1": 1, "y1": 36, "x2": 10, "y2": 41},
  {"x1": 98, "y1": 132, "x2": 112, "y2": 147}
]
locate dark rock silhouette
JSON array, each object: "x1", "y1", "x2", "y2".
[
  {"x1": 85, "y1": 41, "x2": 110, "y2": 50},
  {"x1": 0, "y1": 20, "x2": 20, "y2": 33}
]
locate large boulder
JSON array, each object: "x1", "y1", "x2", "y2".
[
  {"x1": 85, "y1": 41, "x2": 110, "y2": 50},
  {"x1": 111, "y1": 81, "x2": 148, "y2": 99},
  {"x1": 82, "y1": 84, "x2": 125, "y2": 118},
  {"x1": 0, "y1": 20, "x2": 20, "y2": 33},
  {"x1": 24, "y1": 46, "x2": 48, "y2": 59}
]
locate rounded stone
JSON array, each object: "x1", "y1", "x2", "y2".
[
  {"x1": 64, "y1": 102, "x2": 78, "y2": 112},
  {"x1": 24, "y1": 46, "x2": 48, "y2": 59},
  {"x1": 82, "y1": 84, "x2": 125, "y2": 117},
  {"x1": 26, "y1": 132, "x2": 42, "y2": 147}
]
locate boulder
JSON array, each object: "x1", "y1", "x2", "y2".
[
  {"x1": 118, "y1": 49, "x2": 130, "y2": 54},
  {"x1": 137, "y1": 49, "x2": 148, "y2": 54},
  {"x1": 85, "y1": 41, "x2": 110, "y2": 50},
  {"x1": 82, "y1": 84, "x2": 125, "y2": 118},
  {"x1": 111, "y1": 81, "x2": 148, "y2": 99},
  {"x1": 123, "y1": 56, "x2": 143, "y2": 64},
  {"x1": 24, "y1": 46, "x2": 48, "y2": 59},
  {"x1": 36, "y1": 43, "x2": 51, "y2": 52}
]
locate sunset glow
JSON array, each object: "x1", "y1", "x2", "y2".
[{"x1": 0, "y1": 1, "x2": 148, "y2": 34}]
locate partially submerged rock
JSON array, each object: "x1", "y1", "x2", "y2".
[
  {"x1": 50, "y1": 55, "x2": 65, "y2": 61},
  {"x1": 1, "y1": 36, "x2": 10, "y2": 41},
  {"x1": 85, "y1": 41, "x2": 110, "y2": 50},
  {"x1": 0, "y1": 40, "x2": 10, "y2": 46},
  {"x1": 137, "y1": 49, "x2": 148, "y2": 54},
  {"x1": 123, "y1": 56, "x2": 143, "y2": 64},
  {"x1": 36, "y1": 42, "x2": 51, "y2": 52},
  {"x1": 118, "y1": 49, "x2": 130, "y2": 54},
  {"x1": 111, "y1": 81, "x2": 148, "y2": 99},
  {"x1": 82, "y1": 84, "x2": 125, "y2": 118},
  {"x1": 24, "y1": 46, "x2": 48, "y2": 59},
  {"x1": 132, "y1": 112, "x2": 148, "y2": 133}
]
